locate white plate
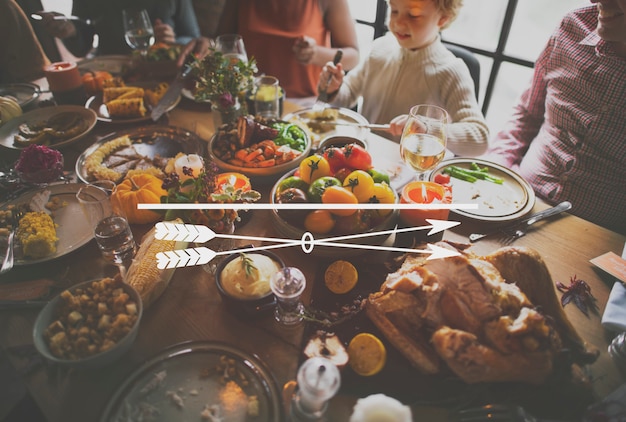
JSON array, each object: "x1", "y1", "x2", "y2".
[
  {"x1": 75, "y1": 125, "x2": 203, "y2": 183},
  {"x1": 86, "y1": 85, "x2": 181, "y2": 124},
  {"x1": 0, "y1": 106, "x2": 97, "y2": 150},
  {"x1": 99, "y1": 341, "x2": 283, "y2": 422},
  {"x1": 429, "y1": 158, "x2": 535, "y2": 222},
  {"x1": 283, "y1": 106, "x2": 370, "y2": 149},
  {"x1": 3, "y1": 183, "x2": 94, "y2": 266},
  {"x1": 77, "y1": 55, "x2": 133, "y2": 76}
]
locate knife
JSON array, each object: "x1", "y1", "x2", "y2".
[
  {"x1": 300, "y1": 119, "x2": 391, "y2": 130},
  {"x1": 151, "y1": 55, "x2": 196, "y2": 121}
]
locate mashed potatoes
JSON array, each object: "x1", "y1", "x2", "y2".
[{"x1": 220, "y1": 254, "x2": 282, "y2": 300}]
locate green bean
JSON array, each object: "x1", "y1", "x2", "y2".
[{"x1": 443, "y1": 166, "x2": 478, "y2": 183}]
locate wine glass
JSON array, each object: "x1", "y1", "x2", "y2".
[
  {"x1": 122, "y1": 9, "x2": 155, "y2": 58},
  {"x1": 215, "y1": 34, "x2": 248, "y2": 64},
  {"x1": 400, "y1": 104, "x2": 449, "y2": 181}
]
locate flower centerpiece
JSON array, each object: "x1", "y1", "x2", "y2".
[
  {"x1": 160, "y1": 154, "x2": 261, "y2": 233},
  {"x1": 191, "y1": 51, "x2": 257, "y2": 125}
]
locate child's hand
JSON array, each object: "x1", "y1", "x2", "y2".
[
  {"x1": 154, "y1": 19, "x2": 176, "y2": 45},
  {"x1": 293, "y1": 36, "x2": 317, "y2": 64},
  {"x1": 320, "y1": 62, "x2": 344, "y2": 95}
]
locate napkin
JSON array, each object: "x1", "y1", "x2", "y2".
[{"x1": 600, "y1": 242, "x2": 626, "y2": 333}]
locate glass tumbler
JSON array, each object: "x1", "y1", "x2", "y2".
[
  {"x1": 270, "y1": 267, "x2": 306, "y2": 325},
  {"x1": 254, "y1": 76, "x2": 280, "y2": 119}
]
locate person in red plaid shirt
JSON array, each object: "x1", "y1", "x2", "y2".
[{"x1": 483, "y1": 0, "x2": 625, "y2": 234}]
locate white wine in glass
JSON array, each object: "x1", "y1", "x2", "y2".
[
  {"x1": 216, "y1": 34, "x2": 248, "y2": 64},
  {"x1": 400, "y1": 104, "x2": 449, "y2": 181},
  {"x1": 122, "y1": 9, "x2": 155, "y2": 57}
]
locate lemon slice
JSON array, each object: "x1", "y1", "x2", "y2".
[
  {"x1": 348, "y1": 332, "x2": 386, "y2": 376},
  {"x1": 324, "y1": 260, "x2": 358, "y2": 294}
]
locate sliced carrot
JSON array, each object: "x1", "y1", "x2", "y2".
[
  {"x1": 243, "y1": 148, "x2": 263, "y2": 162},
  {"x1": 234, "y1": 149, "x2": 248, "y2": 161},
  {"x1": 252, "y1": 158, "x2": 276, "y2": 167}
]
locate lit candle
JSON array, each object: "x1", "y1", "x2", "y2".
[
  {"x1": 174, "y1": 154, "x2": 204, "y2": 181},
  {"x1": 216, "y1": 172, "x2": 251, "y2": 192},
  {"x1": 349, "y1": 394, "x2": 412, "y2": 422},
  {"x1": 399, "y1": 181, "x2": 452, "y2": 227},
  {"x1": 43, "y1": 62, "x2": 86, "y2": 104}
]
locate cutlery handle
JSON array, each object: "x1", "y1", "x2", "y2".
[{"x1": 524, "y1": 201, "x2": 572, "y2": 226}]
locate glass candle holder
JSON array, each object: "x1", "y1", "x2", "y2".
[
  {"x1": 397, "y1": 181, "x2": 452, "y2": 245},
  {"x1": 270, "y1": 267, "x2": 306, "y2": 325},
  {"x1": 291, "y1": 357, "x2": 341, "y2": 420}
]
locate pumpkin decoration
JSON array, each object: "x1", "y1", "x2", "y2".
[
  {"x1": 82, "y1": 71, "x2": 114, "y2": 95},
  {"x1": 111, "y1": 174, "x2": 167, "y2": 224}
]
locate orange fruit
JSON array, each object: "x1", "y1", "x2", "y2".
[
  {"x1": 347, "y1": 333, "x2": 386, "y2": 376},
  {"x1": 324, "y1": 260, "x2": 358, "y2": 294}
]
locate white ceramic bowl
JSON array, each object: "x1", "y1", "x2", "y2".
[{"x1": 33, "y1": 278, "x2": 142, "y2": 369}]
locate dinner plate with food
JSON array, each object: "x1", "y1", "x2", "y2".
[
  {"x1": 283, "y1": 106, "x2": 370, "y2": 150},
  {"x1": 207, "y1": 114, "x2": 311, "y2": 183},
  {"x1": 75, "y1": 125, "x2": 203, "y2": 184},
  {"x1": 86, "y1": 81, "x2": 178, "y2": 123},
  {"x1": 0, "y1": 105, "x2": 97, "y2": 150},
  {"x1": 429, "y1": 158, "x2": 535, "y2": 222},
  {"x1": 0, "y1": 184, "x2": 94, "y2": 266},
  {"x1": 0, "y1": 82, "x2": 41, "y2": 110},
  {"x1": 77, "y1": 55, "x2": 133, "y2": 76},
  {"x1": 100, "y1": 341, "x2": 283, "y2": 422}
]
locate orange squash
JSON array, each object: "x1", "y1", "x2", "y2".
[
  {"x1": 111, "y1": 174, "x2": 166, "y2": 224},
  {"x1": 82, "y1": 71, "x2": 114, "y2": 95}
]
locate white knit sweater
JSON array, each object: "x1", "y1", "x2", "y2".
[{"x1": 330, "y1": 34, "x2": 489, "y2": 157}]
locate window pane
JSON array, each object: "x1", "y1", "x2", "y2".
[
  {"x1": 348, "y1": 0, "x2": 378, "y2": 23},
  {"x1": 506, "y1": 0, "x2": 589, "y2": 61},
  {"x1": 485, "y1": 62, "x2": 534, "y2": 134},
  {"x1": 442, "y1": 0, "x2": 508, "y2": 51}
]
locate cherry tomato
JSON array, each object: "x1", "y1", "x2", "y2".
[
  {"x1": 304, "y1": 210, "x2": 336, "y2": 234},
  {"x1": 308, "y1": 176, "x2": 342, "y2": 203},
  {"x1": 276, "y1": 176, "x2": 309, "y2": 196},
  {"x1": 299, "y1": 155, "x2": 331, "y2": 184},
  {"x1": 323, "y1": 146, "x2": 347, "y2": 173},
  {"x1": 367, "y1": 168, "x2": 391, "y2": 185},
  {"x1": 333, "y1": 167, "x2": 352, "y2": 184},
  {"x1": 276, "y1": 187, "x2": 309, "y2": 225},
  {"x1": 434, "y1": 173, "x2": 451, "y2": 185},
  {"x1": 343, "y1": 144, "x2": 372, "y2": 170},
  {"x1": 342, "y1": 170, "x2": 375, "y2": 202},
  {"x1": 334, "y1": 209, "x2": 372, "y2": 234},
  {"x1": 321, "y1": 185, "x2": 358, "y2": 216},
  {"x1": 368, "y1": 182, "x2": 396, "y2": 217}
]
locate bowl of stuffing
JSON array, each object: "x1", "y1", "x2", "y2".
[{"x1": 33, "y1": 277, "x2": 142, "y2": 369}]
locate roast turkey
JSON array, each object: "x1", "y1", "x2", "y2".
[{"x1": 366, "y1": 242, "x2": 599, "y2": 384}]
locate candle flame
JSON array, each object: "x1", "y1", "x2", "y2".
[{"x1": 421, "y1": 183, "x2": 428, "y2": 203}]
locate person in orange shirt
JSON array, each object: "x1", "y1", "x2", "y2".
[{"x1": 216, "y1": 0, "x2": 359, "y2": 99}]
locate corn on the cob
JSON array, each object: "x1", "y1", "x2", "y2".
[
  {"x1": 106, "y1": 98, "x2": 146, "y2": 118},
  {"x1": 124, "y1": 219, "x2": 188, "y2": 308},
  {"x1": 102, "y1": 87, "x2": 143, "y2": 103},
  {"x1": 17, "y1": 211, "x2": 58, "y2": 258},
  {"x1": 145, "y1": 83, "x2": 169, "y2": 106}
]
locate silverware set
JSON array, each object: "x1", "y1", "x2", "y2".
[
  {"x1": 469, "y1": 201, "x2": 572, "y2": 244},
  {"x1": 1, "y1": 207, "x2": 24, "y2": 275}
]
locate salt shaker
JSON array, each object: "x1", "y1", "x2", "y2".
[
  {"x1": 290, "y1": 357, "x2": 341, "y2": 421},
  {"x1": 270, "y1": 267, "x2": 306, "y2": 325}
]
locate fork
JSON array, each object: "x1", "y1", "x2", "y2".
[
  {"x1": 500, "y1": 201, "x2": 572, "y2": 245},
  {"x1": 456, "y1": 404, "x2": 569, "y2": 422},
  {"x1": 312, "y1": 49, "x2": 343, "y2": 112},
  {"x1": 1, "y1": 208, "x2": 24, "y2": 275}
]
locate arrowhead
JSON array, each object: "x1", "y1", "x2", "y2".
[
  {"x1": 194, "y1": 225, "x2": 216, "y2": 243},
  {"x1": 425, "y1": 219, "x2": 461, "y2": 235},
  {"x1": 425, "y1": 243, "x2": 461, "y2": 260},
  {"x1": 196, "y1": 247, "x2": 217, "y2": 266}
]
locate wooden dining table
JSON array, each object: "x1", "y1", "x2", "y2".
[{"x1": 0, "y1": 92, "x2": 624, "y2": 422}]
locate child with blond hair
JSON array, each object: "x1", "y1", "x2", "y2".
[{"x1": 321, "y1": 0, "x2": 488, "y2": 157}]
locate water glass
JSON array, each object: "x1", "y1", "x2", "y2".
[
  {"x1": 76, "y1": 184, "x2": 137, "y2": 268},
  {"x1": 122, "y1": 9, "x2": 155, "y2": 57},
  {"x1": 254, "y1": 76, "x2": 280, "y2": 119},
  {"x1": 270, "y1": 267, "x2": 306, "y2": 325}
]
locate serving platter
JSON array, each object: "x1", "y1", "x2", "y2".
[
  {"x1": 99, "y1": 341, "x2": 283, "y2": 422},
  {"x1": 77, "y1": 55, "x2": 133, "y2": 76},
  {"x1": 75, "y1": 125, "x2": 203, "y2": 184},
  {"x1": 0, "y1": 82, "x2": 41, "y2": 109},
  {"x1": 283, "y1": 106, "x2": 370, "y2": 150},
  {"x1": 429, "y1": 158, "x2": 535, "y2": 222},
  {"x1": 1, "y1": 183, "x2": 94, "y2": 266},
  {"x1": 0, "y1": 105, "x2": 97, "y2": 150}
]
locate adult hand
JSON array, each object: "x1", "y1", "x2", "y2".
[
  {"x1": 154, "y1": 18, "x2": 176, "y2": 44},
  {"x1": 40, "y1": 11, "x2": 76, "y2": 39},
  {"x1": 293, "y1": 35, "x2": 317, "y2": 64},
  {"x1": 319, "y1": 62, "x2": 344, "y2": 95},
  {"x1": 177, "y1": 36, "x2": 213, "y2": 67},
  {"x1": 389, "y1": 114, "x2": 410, "y2": 137}
]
